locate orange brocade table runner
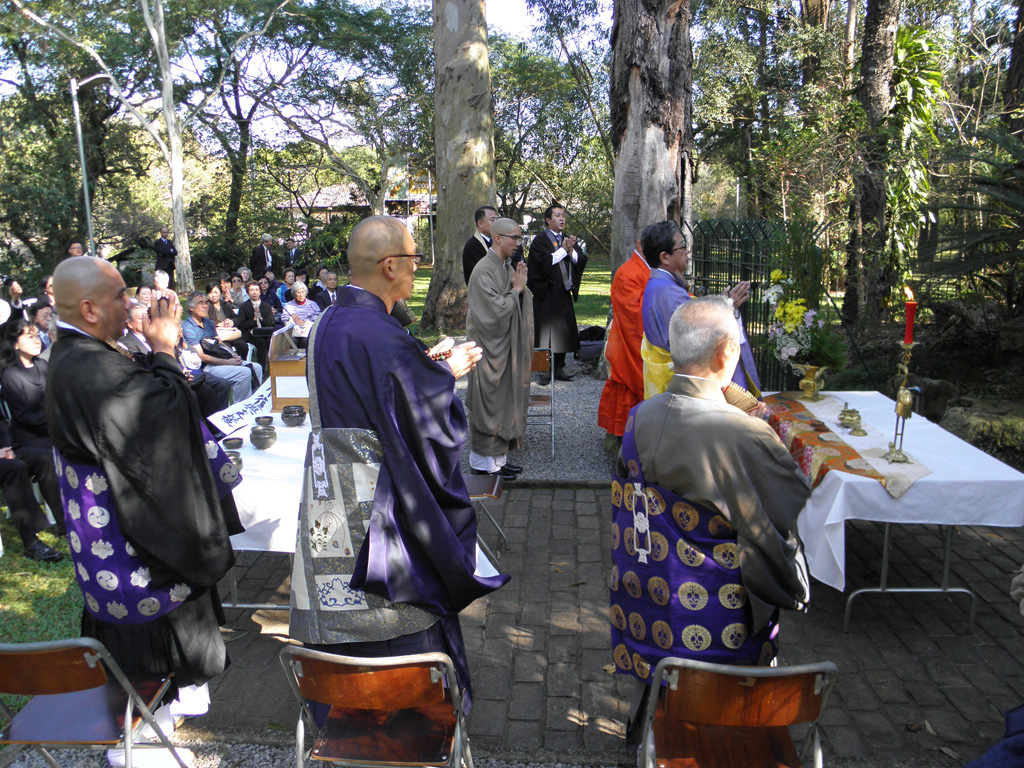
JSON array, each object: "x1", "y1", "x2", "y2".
[{"x1": 764, "y1": 392, "x2": 888, "y2": 490}]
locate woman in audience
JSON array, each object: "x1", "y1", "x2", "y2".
[
  {"x1": 228, "y1": 272, "x2": 246, "y2": 305},
  {"x1": 206, "y1": 281, "x2": 246, "y2": 357},
  {"x1": 0, "y1": 318, "x2": 64, "y2": 523},
  {"x1": 282, "y1": 282, "x2": 320, "y2": 349},
  {"x1": 278, "y1": 267, "x2": 297, "y2": 305},
  {"x1": 134, "y1": 283, "x2": 153, "y2": 309},
  {"x1": 235, "y1": 281, "x2": 276, "y2": 374}
]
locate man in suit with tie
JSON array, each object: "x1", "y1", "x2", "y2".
[
  {"x1": 527, "y1": 204, "x2": 587, "y2": 383},
  {"x1": 283, "y1": 238, "x2": 299, "y2": 269},
  {"x1": 462, "y1": 206, "x2": 497, "y2": 285},
  {"x1": 154, "y1": 227, "x2": 177, "y2": 288},
  {"x1": 249, "y1": 233, "x2": 274, "y2": 277},
  {"x1": 314, "y1": 271, "x2": 340, "y2": 310}
]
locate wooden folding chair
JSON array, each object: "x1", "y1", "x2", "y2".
[
  {"x1": 639, "y1": 656, "x2": 839, "y2": 768},
  {"x1": 529, "y1": 348, "x2": 555, "y2": 458},
  {"x1": 0, "y1": 637, "x2": 187, "y2": 768},
  {"x1": 280, "y1": 647, "x2": 472, "y2": 768},
  {"x1": 464, "y1": 472, "x2": 508, "y2": 561}
]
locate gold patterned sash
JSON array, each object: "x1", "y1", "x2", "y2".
[{"x1": 764, "y1": 392, "x2": 887, "y2": 489}]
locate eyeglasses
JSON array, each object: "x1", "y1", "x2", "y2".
[
  {"x1": 672, "y1": 245, "x2": 689, "y2": 253},
  {"x1": 495, "y1": 234, "x2": 523, "y2": 243},
  {"x1": 376, "y1": 254, "x2": 423, "y2": 265}
]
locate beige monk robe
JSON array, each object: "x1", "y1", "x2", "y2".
[{"x1": 466, "y1": 249, "x2": 535, "y2": 456}]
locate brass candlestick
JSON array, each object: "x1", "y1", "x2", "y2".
[{"x1": 882, "y1": 342, "x2": 916, "y2": 463}]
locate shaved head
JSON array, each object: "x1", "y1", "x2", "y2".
[
  {"x1": 348, "y1": 216, "x2": 410, "y2": 279},
  {"x1": 491, "y1": 218, "x2": 519, "y2": 238},
  {"x1": 54, "y1": 256, "x2": 129, "y2": 339},
  {"x1": 347, "y1": 215, "x2": 417, "y2": 310}
]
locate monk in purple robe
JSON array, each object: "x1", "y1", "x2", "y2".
[{"x1": 301, "y1": 215, "x2": 506, "y2": 708}]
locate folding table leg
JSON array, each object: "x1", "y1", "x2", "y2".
[
  {"x1": 844, "y1": 523, "x2": 977, "y2": 632},
  {"x1": 477, "y1": 500, "x2": 509, "y2": 552}
]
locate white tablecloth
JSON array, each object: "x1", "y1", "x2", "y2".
[
  {"x1": 798, "y1": 391, "x2": 1024, "y2": 591},
  {"x1": 227, "y1": 413, "x2": 309, "y2": 553}
]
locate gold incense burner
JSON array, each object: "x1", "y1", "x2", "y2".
[{"x1": 839, "y1": 403, "x2": 867, "y2": 436}]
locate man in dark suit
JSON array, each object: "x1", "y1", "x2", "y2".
[
  {"x1": 527, "y1": 204, "x2": 587, "y2": 382},
  {"x1": 462, "y1": 206, "x2": 497, "y2": 284},
  {"x1": 235, "y1": 281, "x2": 277, "y2": 374},
  {"x1": 154, "y1": 227, "x2": 177, "y2": 288},
  {"x1": 250, "y1": 233, "x2": 274, "y2": 277},
  {"x1": 282, "y1": 238, "x2": 300, "y2": 269},
  {"x1": 314, "y1": 271, "x2": 341, "y2": 310}
]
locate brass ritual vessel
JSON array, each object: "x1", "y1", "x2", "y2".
[{"x1": 882, "y1": 342, "x2": 916, "y2": 464}]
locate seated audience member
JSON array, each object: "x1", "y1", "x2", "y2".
[
  {"x1": 134, "y1": 283, "x2": 154, "y2": 309},
  {"x1": 238, "y1": 266, "x2": 252, "y2": 284},
  {"x1": 258, "y1": 275, "x2": 283, "y2": 317},
  {"x1": 217, "y1": 273, "x2": 234, "y2": 306},
  {"x1": 307, "y1": 265, "x2": 329, "y2": 303},
  {"x1": 611, "y1": 295, "x2": 809, "y2": 739},
  {"x1": 175, "y1": 327, "x2": 231, "y2": 417},
  {"x1": 228, "y1": 272, "x2": 246, "y2": 305},
  {"x1": 0, "y1": 420, "x2": 62, "y2": 562},
  {"x1": 281, "y1": 282, "x2": 320, "y2": 349},
  {"x1": 235, "y1": 281, "x2": 276, "y2": 374},
  {"x1": 278, "y1": 268, "x2": 297, "y2": 304},
  {"x1": 206, "y1": 281, "x2": 246, "y2": 357},
  {"x1": 3, "y1": 278, "x2": 28, "y2": 321},
  {"x1": 181, "y1": 292, "x2": 259, "y2": 402},
  {"x1": 153, "y1": 269, "x2": 170, "y2": 292},
  {"x1": 263, "y1": 268, "x2": 282, "y2": 295},
  {"x1": 118, "y1": 304, "x2": 154, "y2": 358},
  {"x1": 30, "y1": 303, "x2": 54, "y2": 352},
  {"x1": 37, "y1": 274, "x2": 55, "y2": 308},
  {"x1": 313, "y1": 270, "x2": 340, "y2": 309},
  {"x1": 0, "y1": 319, "x2": 64, "y2": 526}
]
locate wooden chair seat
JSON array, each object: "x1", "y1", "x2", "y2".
[
  {"x1": 653, "y1": 717, "x2": 800, "y2": 768},
  {"x1": 529, "y1": 394, "x2": 551, "y2": 407},
  {"x1": 1, "y1": 677, "x2": 169, "y2": 745},
  {"x1": 311, "y1": 700, "x2": 457, "y2": 765}
]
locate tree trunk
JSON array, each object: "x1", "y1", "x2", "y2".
[
  {"x1": 424, "y1": 0, "x2": 494, "y2": 329},
  {"x1": 843, "y1": 0, "x2": 859, "y2": 92},
  {"x1": 224, "y1": 119, "x2": 251, "y2": 248},
  {"x1": 800, "y1": 0, "x2": 829, "y2": 85},
  {"x1": 844, "y1": 0, "x2": 900, "y2": 327},
  {"x1": 609, "y1": 0, "x2": 694, "y2": 272},
  {"x1": 1007, "y1": 0, "x2": 1024, "y2": 135},
  {"x1": 168, "y1": 126, "x2": 194, "y2": 293}
]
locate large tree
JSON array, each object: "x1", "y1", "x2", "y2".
[
  {"x1": 608, "y1": 0, "x2": 694, "y2": 272},
  {"x1": 843, "y1": 0, "x2": 902, "y2": 326},
  {"x1": 423, "y1": 0, "x2": 494, "y2": 329}
]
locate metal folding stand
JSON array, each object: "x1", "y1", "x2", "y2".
[
  {"x1": 843, "y1": 522, "x2": 977, "y2": 633},
  {"x1": 464, "y1": 473, "x2": 509, "y2": 559},
  {"x1": 221, "y1": 553, "x2": 294, "y2": 612}
]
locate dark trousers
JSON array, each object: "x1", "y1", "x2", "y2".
[
  {"x1": 554, "y1": 352, "x2": 567, "y2": 372},
  {"x1": 0, "y1": 456, "x2": 52, "y2": 545},
  {"x1": 13, "y1": 445, "x2": 64, "y2": 526}
]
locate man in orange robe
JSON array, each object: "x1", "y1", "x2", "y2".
[{"x1": 598, "y1": 242, "x2": 650, "y2": 450}]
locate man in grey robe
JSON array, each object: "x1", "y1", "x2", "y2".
[
  {"x1": 466, "y1": 217, "x2": 534, "y2": 480},
  {"x1": 617, "y1": 295, "x2": 810, "y2": 740}
]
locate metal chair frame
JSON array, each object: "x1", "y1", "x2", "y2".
[
  {"x1": 0, "y1": 637, "x2": 186, "y2": 768},
  {"x1": 638, "y1": 656, "x2": 839, "y2": 768},
  {"x1": 279, "y1": 647, "x2": 472, "y2": 768}
]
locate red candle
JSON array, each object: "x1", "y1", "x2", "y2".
[{"x1": 904, "y1": 290, "x2": 918, "y2": 345}]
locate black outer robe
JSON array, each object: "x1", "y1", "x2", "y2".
[
  {"x1": 46, "y1": 329, "x2": 244, "y2": 685},
  {"x1": 526, "y1": 230, "x2": 588, "y2": 354}
]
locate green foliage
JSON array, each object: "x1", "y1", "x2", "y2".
[
  {"x1": 769, "y1": 219, "x2": 828, "y2": 310},
  {"x1": 884, "y1": 27, "x2": 946, "y2": 270}
]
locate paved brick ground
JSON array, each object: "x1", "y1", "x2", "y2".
[{"x1": 185, "y1": 487, "x2": 1024, "y2": 767}]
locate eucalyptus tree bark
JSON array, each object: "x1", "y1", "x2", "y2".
[
  {"x1": 1007, "y1": 0, "x2": 1024, "y2": 135},
  {"x1": 844, "y1": 0, "x2": 901, "y2": 327},
  {"x1": 423, "y1": 0, "x2": 494, "y2": 329},
  {"x1": 609, "y1": 0, "x2": 694, "y2": 273},
  {"x1": 843, "y1": 0, "x2": 858, "y2": 92}
]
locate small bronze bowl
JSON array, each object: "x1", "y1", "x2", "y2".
[
  {"x1": 281, "y1": 410, "x2": 307, "y2": 427},
  {"x1": 250, "y1": 425, "x2": 277, "y2": 450},
  {"x1": 222, "y1": 437, "x2": 243, "y2": 450},
  {"x1": 225, "y1": 451, "x2": 243, "y2": 470},
  {"x1": 254, "y1": 415, "x2": 274, "y2": 427}
]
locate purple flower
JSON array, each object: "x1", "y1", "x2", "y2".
[{"x1": 803, "y1": 310, "x2": 817, "y2": 326}]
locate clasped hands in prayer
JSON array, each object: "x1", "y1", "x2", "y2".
[{"x1": 428, "y1": 337, "x2": 483, "y2": 379}]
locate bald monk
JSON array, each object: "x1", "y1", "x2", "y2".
[
  {"x1": 289, "y1": 215, "x2": 508, "y2": 713},
  {"x1": 46, "y1": 258, "x2": 244, "y2": 756},
  {"x1": 465, "y1": 217, "x2": 533, "y2": 480}
]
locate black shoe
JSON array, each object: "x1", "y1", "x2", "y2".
[
  {"x1": 504, "y1": 463, "x2": 523, "y2": 474},
  {"x1": 538, "y1": 373, "x2": 551, "y2": 385},
  {"x1": 471, "y1": 466, "x2": 518, "y2": 481},
  {"x1": 555, "y1": 369, "x2": 575, "y2": 382},
  {"x1": 24, "y1": 538, "x2": 63, "y2": 563}
]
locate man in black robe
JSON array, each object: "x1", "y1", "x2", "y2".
[
  {"x1": 527, "y1": 203, "x2": 587, "y2": 382},
  {"x1": 47, "y1": 257, "x2": 243, "y2": 722}
]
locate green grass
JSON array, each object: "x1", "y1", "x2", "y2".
[{"x1": 0, "y1": 514, "x2": 80, "y2": 721}]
